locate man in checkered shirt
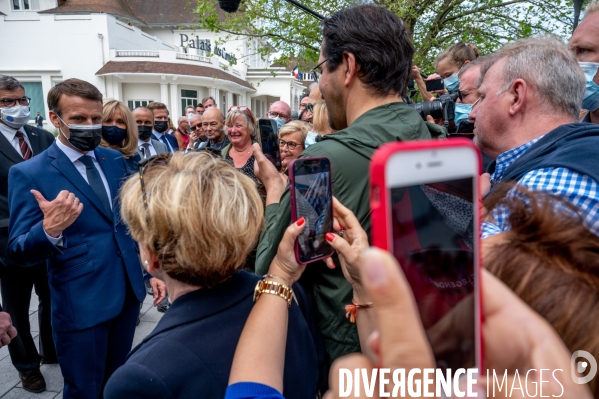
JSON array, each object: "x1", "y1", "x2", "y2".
[{"x1": 468, "y1": 36, "x2": 599, "y2": 238}]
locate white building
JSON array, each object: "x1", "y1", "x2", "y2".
[{"x1": 0, "y1": 0, "x2": 313, "y2": 128}]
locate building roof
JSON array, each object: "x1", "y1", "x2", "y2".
[
  {"x1": 96, "y1": 61, "x2": 255, "y2": 90},
  {"x1": 39, "y1": 0, "x2": 228, "y2": 25},
  {"x1": 39, "y1": 0, "x2": 141, "y2": 22}
]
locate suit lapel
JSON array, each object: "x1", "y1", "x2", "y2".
[
  {"x1": 0, "y1": 131, "x2": 24, "y2": 164},
  {"x1": 23, "y1": 125, "x2": 41, "y2": 155},
  {"x1": 49, "y1": 144, "x2": 112, "y2": 221}
]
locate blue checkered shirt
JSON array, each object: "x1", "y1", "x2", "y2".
[{"x1": 482, "y1": 136, "x2": 599, "y2": 238}]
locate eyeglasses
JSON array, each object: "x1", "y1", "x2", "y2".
[
  {"x1": 472, "y1": 96, "x2": 482, "y2": 109},
  {"x1": 228, "y1": 106, "x2": 256, "y2": 125},
  {"x1": 190, "y1": 123, "x2": 203, "y2": 130},
  {"x1": 311, "y1": 58, "x2": 330, "y2": 82},
  {"x1": 268, "y1": 111, "x2": 290, "y2": 120},
  {"x1": 138, "y1": 153, "x2": 172, "y2": 209},
  {"x1": 0, "y1": 96, "x2": 31, "y2": 107},
  {"x1": 279, "y1": 139, "x2": 302, "y2": 150}
]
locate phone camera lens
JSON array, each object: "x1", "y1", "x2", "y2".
[{"x1": 416, "y1": 163, "x2": 422, "y2": 169}]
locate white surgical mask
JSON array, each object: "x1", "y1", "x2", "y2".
[{"x1": 0, "y1": 105, "x2": 30, "y2": 129}]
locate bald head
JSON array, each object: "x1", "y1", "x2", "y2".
[
  {"x1": 178, "y1": 115, "x2": 188, "y2": 125},
  {"x1": 268, "y1": 101, "x2": 291, "y2": 121},
  {"x1": 132, "y1": 107, "x2": 154, "y2": 126},
  {"x1": 201, "y1": 106, "x2": 225, "y2": 142},
  {"x1": 202, "y1": 106, "x2": 223, "y2": 121}
]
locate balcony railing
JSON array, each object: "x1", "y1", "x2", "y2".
[
  {"x1": 176, "y1": 53, "x2": 211, "y2": 63},
  {"x1": 115, "y1": 50, "x2": 159, "y2": 57}
]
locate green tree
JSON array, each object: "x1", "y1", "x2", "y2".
[{"x1": 193, "y1": 0, "x2": 577, "y2": 73}]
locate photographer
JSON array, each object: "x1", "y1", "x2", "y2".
[{"x1": 426, "y1": 42, "x2": 480, "y2": 94}]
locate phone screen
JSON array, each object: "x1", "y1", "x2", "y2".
[
  {"x1": 259, "y1": 120, "x2": 282, "y2": 171},
  {"x1": 390, "y1": 176, "x2": 476, "y2": 371},
  {"x1": 291, "y1": 158, "x2": 334, "y2": 263}
]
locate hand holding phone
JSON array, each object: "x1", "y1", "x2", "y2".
[
  {"x1": 258, "y1": 119, "x2": 282, "y2": 171},
  {"x1": 289, "y1": 157, "x2": 334, "y2": 264},
  {"x1": 370, "y1": 140, "x2": 482, "y2": 372}
]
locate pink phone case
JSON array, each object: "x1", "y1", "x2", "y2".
[
  {"x1": 289, "y1": 157, "x2": 334, "y2": 265},
  {"x1": 369, "y1": 139, "x2": 484, "y2": 371}
]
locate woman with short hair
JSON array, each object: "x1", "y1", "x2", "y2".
[
  {"x1": 100, "y1": 100, "x2": 141, "y2": 172},
  {"x1": 278, "y1": 120, "x2": 310, "y2": 173},
  {"x1": 222, "y1": 107, "x2": 260, "y2": 184},
  {"x1": 104, "y1": 152, "x2": 323, "y2": 399}
]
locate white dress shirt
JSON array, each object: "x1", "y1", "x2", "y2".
[
  {"x1": 45, "y1": 140, "x2": 113, "y2": 246},
  {"x1": 0, "y1": 122, "x2": 33, "y2": 158},
  {"x1": 138, "y1": 138, "x2": 157, "y2": 157}
]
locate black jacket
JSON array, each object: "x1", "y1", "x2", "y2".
[
  {"x1": 104, "y1": 271, "x2": 326, "y2": 399},
  {"x1": 0, "y1": 124, "x2": 54, "y2": 274}
]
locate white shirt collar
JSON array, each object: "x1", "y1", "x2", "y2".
[
  {"x1": 56, "y1": 138, "x2": 96, "y2": 163},
  {"x1": 138, "y1": 138, "x2": 154, "y2": 147},
  {"x1": 0, "y1": 121, "x2": 25, "y2": 142},
  {"x1": 152, "y1": 130, "x2": 163, "y2": 138}
]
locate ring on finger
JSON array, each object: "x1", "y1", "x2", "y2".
[{"x1": 338, "y1": 229, "x2": 345, "y2": 237}]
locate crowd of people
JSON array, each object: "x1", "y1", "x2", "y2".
[{"x1": 0, "y1": 1, "x2": 598, "y2": 398}]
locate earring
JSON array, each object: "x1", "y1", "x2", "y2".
[{"x1": 144, "y1": 260, "x2": 149, "y2": 268}]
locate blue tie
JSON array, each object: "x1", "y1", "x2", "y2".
[
  {"x1": 160, "y1": 135, "x2": 172, "y2": 153},
  {"x1": 78, "y1": 155, "x2": 112, "y2": 216}
]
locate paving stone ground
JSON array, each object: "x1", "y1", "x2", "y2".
[{"x1": 0, "y1": 288, "x2": 163, "y2": 398}]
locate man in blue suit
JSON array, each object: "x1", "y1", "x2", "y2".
[
  {"x1": 7, "y1": 78, "x2": 166, "y2": 399},
  {"x1": 146, "y1": 102, "x2": 178, "y2": 152}
]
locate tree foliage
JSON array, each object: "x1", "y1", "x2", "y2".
[{"x1": 193, "y1": 0, "x2": 579, "y2": 74}]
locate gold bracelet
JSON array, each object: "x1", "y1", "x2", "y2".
[
  {"x1": 253, "y1": 279, "x2": 294, "y2": 308},
  {"x1": 263, "y1": 273, "x2": 291, "y2": 286}
]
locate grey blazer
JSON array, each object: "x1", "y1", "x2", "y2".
[{"x1": 137, "y1": 139, "x2": 168, "y2": 159}]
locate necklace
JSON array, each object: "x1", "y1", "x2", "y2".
[{"x1": 233, "y1": 143, "x2": 252, "y2": 155}]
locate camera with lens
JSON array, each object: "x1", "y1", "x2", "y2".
[{"x1": 408, "y1": 92, "x2": 459, "y2": 128}]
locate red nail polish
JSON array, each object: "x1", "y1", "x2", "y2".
[
  {"x1": 297, "y1": 217, "x2": 305, "y2": 226},
  {"x1": 339, "y1": 225, "x2": 343, "y2": 230},
  {"x1": 326, "y1": 232, "x2": 335, "y2": 242}
]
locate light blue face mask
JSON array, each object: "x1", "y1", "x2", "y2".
[
  {"x1": 580, "y1": 62, "x2": 599, "y2": 112},
  {"x1": 274, "y1": 117, "x2": 286, "y2": 131},
  {"x1": 444, "y1": 73, "x2": 460, "y2": 92},
  {"x1": 454, "y1": 103, "x2": 473, "y2": 125}
]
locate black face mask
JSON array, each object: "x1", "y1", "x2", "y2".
[
  {"x1": 102, "y1": 125, "x2": 127, "y2": 146},
  {"x1": 138, "y1": 125, "x2": 153, "y2": 141},
  {"x1": 59, "y1": 117, "x2": 102, "y2": 152},
  {"x1": 154, "y1": 121, "x2": 168, "y2": 133}
]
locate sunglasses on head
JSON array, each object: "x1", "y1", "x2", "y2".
[
  {"x1": 138, "y1": 154, "x2": 172, "y2": 209},
  {"x1": 228, "y1": 106, "x2": 256, "y2": 125}
]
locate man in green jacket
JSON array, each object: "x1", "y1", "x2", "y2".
[{"x1": 254, "y1": 4, "x2": 445, "y2": 365}]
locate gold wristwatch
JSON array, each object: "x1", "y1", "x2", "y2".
[{"x1": 253, "y1": 279, "x2": 294, "y2": 308}]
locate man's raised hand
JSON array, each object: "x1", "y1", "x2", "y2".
[{"x1": 31, "y1": 189, "x2": 83, "y2": 238}]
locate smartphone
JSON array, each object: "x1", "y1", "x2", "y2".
[
  {"x1": 258, "y1": 118, "x2": 282, "y2": 171},
  {"x1": 289, "y1": 157, "x2": 334, "y2": 264},
  {"x1": 425, "y1": 78, "x2": 445, "y2": 92},
  {"x1": 370, "y1": 139, "x2": 482, "y2": 372}
]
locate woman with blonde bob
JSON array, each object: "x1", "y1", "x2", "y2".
[
  {"x1": 278, "y1": 121, "x2": 310, "y2": 173},
  {"x1": 100, "y1": 99, "x2": 141, "y2": 172},
  {"x1": 104, "y1": 152, "x2": 323, "y2": 398}
]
